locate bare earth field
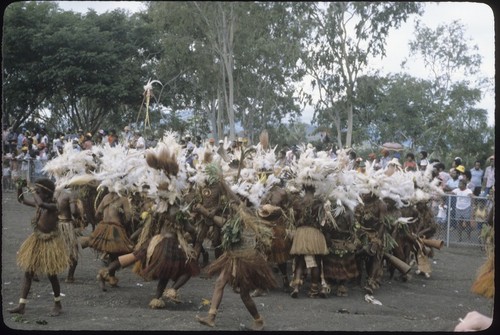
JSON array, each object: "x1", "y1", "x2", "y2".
[{"x1": 1, "y1": 189, "x2": 495, "y2": 332}]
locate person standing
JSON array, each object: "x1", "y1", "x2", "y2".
[
  {"x1": 436, "y1": 197, "x2": 448, "y2": 237},
  {"x1": 418, "y1": 151, "x2": 429, "y2": 171},
  {"x1": 380, "y1": 149, "x2": 391, "y2": 169},
  {"x1": 2, "y1": 125, "x2": 9, "y2": 153},
  {"x1": 8, "y1": 178, "x2": 70, "y2": 316},
  {"x1": 122, "y1": 126, "x2": 133, "y2": 147},
  {"x1": 6, "y1": 127, "x2": 17, "y2": 154},
  {"x1": 470, "y1": 160, "x2": 484, "y2": 196},
  {"x1": 403, "y1": 152, "x2": 418, "y2": 172},
  {"x1": 129, "y1": 130, "x2": 145, "y2": 150},
  {"x1": 444, "y1": 168, "x2": 460, "y2": 230},
  {"x1": 482, "y1": 156, "x2": 494, "y2": 197},
  {"x1": 435, "y1": 162, "x2": 450, "y2": 189},
  {"x1": 450, "y1": 179, "x2": 474, "y2": 241},
  {"x1": 40, "y1": 129, "x2": 49, "y2": 147},
  {"x1": 16, "y1": 128, "x2": 26, "y2": 152}
]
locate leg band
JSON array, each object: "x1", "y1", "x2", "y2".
[
  {"x1": 19, "y1": 298, "x2": 27, "y2": 304},
  {"x1": 54, "y1": 296, "x2": 61, "y2": 302}
]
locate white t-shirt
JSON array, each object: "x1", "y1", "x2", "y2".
[
  {"x1": 437, "y1": 204, "x2": 447, "y2": 219},
  {"x1": 484, "y1": 166, "x2": 495, "y2": 188},
  {"x1": 135, "y1": 136, "x2": 145, "y2": 149},
  {"x1": 452, "y1": 188, "x2": 473, "y2": 210}
]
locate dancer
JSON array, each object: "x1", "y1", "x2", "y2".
[
  {"x1": 288, "y1": 185, "x2": 329, "y2": 298},
  {"x1": 256, "y1": 185, "x2": 293, "y2": 293},
  {"x1": 86, "y1": 190, "x2": 134, "y2": 287},
  {"x1": 8, "y1": 178, "x2": 70, "y2": 316},
  {"x1": 97, "y1": 200, "x2": 199, "y2": 308},
  {"x1": 54, "y1": 185, "x2": 81, "y2": 283},
  {"x1": 196, "y1": 180, "x2": 277, "y2": 331}
]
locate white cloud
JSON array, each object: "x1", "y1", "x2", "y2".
[{"x1": 56, "y1": 1, "x2": 146, "y2": 14}]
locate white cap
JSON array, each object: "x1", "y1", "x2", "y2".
[{"x1": 219, "y1": 140, "x2": 224, "y2": 144}]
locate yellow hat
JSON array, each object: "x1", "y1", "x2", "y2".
[{"x1": 456, "y1": 165, "x2": 465, "y2": 173}]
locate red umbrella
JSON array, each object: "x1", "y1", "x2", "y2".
[{"x1": 381, "y1": 142, "x2": 404, "y2": 152}]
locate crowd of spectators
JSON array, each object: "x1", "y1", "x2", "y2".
[{"x1": 2, "y1": 124, "x2": 495, "y2": 201}]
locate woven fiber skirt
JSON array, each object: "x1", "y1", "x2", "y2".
[
  {"x1": 132, "y1": 234, "x2": 200, "y2": 281},
  {"x1": 289, "y1": 226, "x2": 329, "y2": 255},
  {"x1": 322, "y1": 253, "x2": 359, "y2": 281},
  {"x1": 88, "y1": 221, "x2": 133, "y2": 254},
  {"x1": 268, "y1": 225, "x2": 292, "y2": 264}
]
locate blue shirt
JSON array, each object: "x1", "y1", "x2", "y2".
[
  {"x1": 446, "y1": 178, "x2": 460, "y2": 190},
  {"x1": 470, "y1": 168, "x2": 483, "y2": 187}
]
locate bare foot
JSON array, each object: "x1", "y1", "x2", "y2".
[
  {"x1": 96, "y1": 269, "x2": 108, "y2": 291},
  {"x1": 49, "y1": 302, "x2": 62, "y2": 316},
  {"x1": 251, "y1": 317, "x2": 264, "y2": 331},
  {"x1": 8, "y1": 304, "x2": 25, "y2": 314},
  {"x1": 250, "y1": 288, "x2": 267, "y2": 297},
  {"x1": 196, "y1": 315, "x2": 215, "y2": 327}
]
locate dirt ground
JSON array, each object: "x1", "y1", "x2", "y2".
[{"x1": 1, "y1": 189, "x2": 495, "y2": 332}]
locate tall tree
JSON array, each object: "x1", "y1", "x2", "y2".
[
  {"x1": 301, "y1": 2, "x2": 423, "y2": 148},
  {"x1": 2, "y1": 1, "x2": 59, "y2": 129},
  {"x1": 147, "y1": 2, "x2": 307, "y2": 142},
  {"x1": 404, "y1": 19, "x2": 493, "y2": 160},
  {"x1": 3, "y1": 2, "x2": 150, "y2": 134},
  {"x1": 404, "y1": 19, "x2": 484, "y2": 113}
]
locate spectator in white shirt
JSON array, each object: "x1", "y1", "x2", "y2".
[
  {"x1": 470, "y1": 160, "x2": 483, "y2": 196},
  {"x1": 482, "y1": 156, "x2": 494, "y2": 197},
  {"x1": 131, "y1": 130, "x2": 145, "y2": 150},
  {"x1": 451, "y1": 179, "x2": 474, "y2": 241}
]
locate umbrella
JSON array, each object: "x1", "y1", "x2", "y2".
[{"x1": 381, "y1": 142, "x2": 404, "y2": 152}]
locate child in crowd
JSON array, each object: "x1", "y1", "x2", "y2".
[
  {"x1": 2, "y1": 157, "x2": 12, "y2": 191},
  {"x1": 436, "y1": 197, "x2": 448, "y2": 237},
  {"x1": 451, "y1": 179, "x2": 474, "y2": 241}
]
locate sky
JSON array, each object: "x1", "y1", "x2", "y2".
[{"x1": 56, "y1": 1, "x2": 495, "y2": 126}]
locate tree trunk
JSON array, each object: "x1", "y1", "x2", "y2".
[{"x1": 346, "y1": 102, "x2": 353, "y2": 148}]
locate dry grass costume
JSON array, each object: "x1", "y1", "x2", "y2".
[{"x1": 8, "y1": 178, "x2": 70, "y2": 316}]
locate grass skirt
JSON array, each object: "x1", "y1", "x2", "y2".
[
  {"x1": 204, "y1": 249, "x2": 279, "y2": 291},
  {"x1": 16, "y1": 229, "x2": 70, "y2": 275},
  {"x1": 268, "y1": 224, "x2": 292, "y2": 264},
  {"x1": 88, "y1": 221, "x2": 133, "y2": 254},
  {"x1": 59, "y1": 219, "x2": 80, "y2": 261},
  {"x1": 323, "y1": 253, "x2": 359, "y2": 281},
  {"x1": 289, "y1": 226, "x2": 329, "y2": 255},
  {"x1": 132, "y1": 234, "x2": 200, "y2": 281}
]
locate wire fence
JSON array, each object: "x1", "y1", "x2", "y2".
[{"x1": 433, "y1": 193, "x2": 493, "y2": 248}]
